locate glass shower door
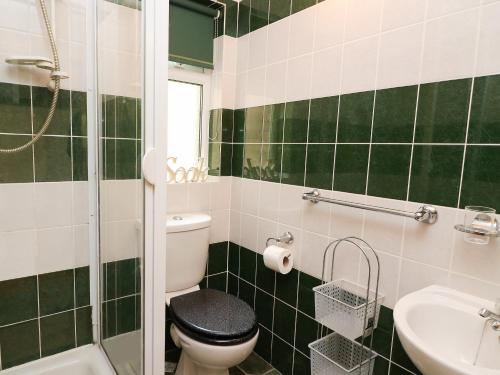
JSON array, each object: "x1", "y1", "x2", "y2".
[{"x1": 96, "y1": 0, "x2": 144, "y2": 373}]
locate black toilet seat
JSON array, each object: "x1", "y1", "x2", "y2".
[{"x1": 169, "y1": 289, "x2": 259, "y2": 346}]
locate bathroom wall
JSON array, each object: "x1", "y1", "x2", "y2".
[{"x1": 207, "y1": 0, "x2": 500, "y2": 374}]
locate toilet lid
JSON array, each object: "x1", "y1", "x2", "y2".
[{"x1": 169, "y1": 289, "x2": 258, "y2": 346}]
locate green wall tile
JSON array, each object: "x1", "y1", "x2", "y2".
[
  {"x1": 368, "y1": 145, "x2": 411, "y2": 200},
  {"x1": 373, "y1": 86, "x2": 417, "y2": 143},
  {"x1": 224, "y1": 1, "x2": 238, "y2": 37},
  {"x1": 297, "y1": 272, "x2": 319, "y2": 317},
  {"x1": 293, "y1": 350, "x2": 311, "y2": 375},
  {"x1": 117, "y1": 296, "x2": 136, "y2": 334},
  {"x1": 292, "y1": 0, "x2": 316, "y2": 14},
  {"x1": 238, "y1": 0, "x2": 251, "y2": 37},
  {"x1": 373, "y1": 357, "x2": 390, "y2": 375},
  {"x1": 255, "y1": 289, "x2": 273, "y2": 330},
  {"x1": 391, "y1": 330, "x2": 420, "y2": 374},
  {"x1": 415, "y1": 79, "x2": 472, "y2": 143},
  {"x1": 209, "y1": 109, "x2": 222, "y2": 142},
  {"x1": 105, "y1": 262, "x2": 116, "y2": 300},
  {"x1": 221, "y1": 109, "x2": 234, "y2": 142},
  {"x1": 40, "y1": 311, "x2": 76, "y2": 357},
  {"x1": 271, "y1": 336, "x2": 294, "y2": 375},
  {"x1": 0, "y1": 135, "x2": 34, "y2": 183},
  {"x1": 0, "y1": 276, "x2": 38, "y2": 326},
  {"x1": 33, "y1": 87, "x2": 71, "y2": 135},
  {"x1": 460, "y1": 146, "x2": 500, "y2": 211},
  {"x1": 208, "y1": 242, "x2": 228, "y2": 274},
  {"x1": 255, "y1": 325, "x2": 272, "y2": 362},
  {"x1": 250, "y1": 0, "x2": 269, "y2": 32},
  {"x1": 256, "y1": 255, "x2": 275, "y2": 294},
  {"x1": 34, "y1": 136, "x2": 72, "y2": 182},
  {"x1": 117, "y1": 258, "x2": 136, "y2": 298},
  {"x1": 468, "y1": 74, "x2": 500, "y2": 144},
  {"x1": 75, "y1": 267, "x2": 90, "y2": 308},
  {"x1": 281, "y1": 144, "x2": 306, "y2": 186},
  {"x1": 104, "y1": 95, "x2": 116, "y2": 138},
  {"x1": 135, "y1": 294, "x2": 141, "y2": 330},
  {"x1": 231, "y1": 143, "x2": 244, "y2": 177},
  {"x1": 308, "y1": 96, "x2": 338, "y2": 143},
  {"x1": 72, "y1": 137, "x2": 88, "y2": 181},
  {"x1": 104, "y1": 139, "x2": 116, "y2": 180},
  {"x1": 208, "y1": 142, "x2": 221, "y2": 176},
  {"x1": 39, "y1": 270, "x2": 75, "y2": 316},
  {"x1": 233, "y1": 109, "x2": 246, "y2": 143},
  {"x1": 71, "y1": 91, "x2": 87, "y2": 136},
  {"x1": 275, "y1": 268, "x2": 298, "y2": 306},
  {"x1": 102, "y1": 300, "x2": 117, "y2": 339},
  {"x1": 136, "y1": 140, "x2": 141, "y2": 179},
  {"x1": 273, "y1": 300, "x2": 296, "y2": 345},
  {"x1": 305, "y1": 143, "x2": 335, "y2": 189},
  {"x1": 76, "y1": 307, "x2": 93, "y2": 347},
  {"x1": 228, "y1": 273, "x2": 239, "y2": 296},
  {"x1": 115, "y1": 139, "x2": 137, "y2": 179},
  {"x1": 333, "y1": 144, "x2": 369, "y2": 194},
  {"x1": 0, "y1": 320, "x2": 40, "y2": 369},
  {"x1": 409, "y1": 145, "x2": 464, "y2": 207},
  {"x1": 228, "y1": 242, "x2": 240, "y2": 275},
  {"x1": 261, "y1": 143, "x2": 282, "y2": 182},
  {"x1": 220, "y1": 143, "x2": 233, "y2": 176},
  {"x1": 238, "y1": 279, "x2": 255, "y2": 308},
  {"x1": 294, "y1": 312, "x2": 318, "y2": 354},
  {"x1": 207, "y1": 273, "x2": 227, "y2": 292},
  {"x1": 243, "y1": 143, "x2": 262, "y2": 179},
  {"x1": 239, "y1": 247, "x2": 257, "y2": 284},
  {"x1": 338, "y1": 91, "x2": 374, "y2": 143},
  {"x1": 263, "y1": 103, "x2": 285, "y2": 143},
  {"x1": 245, "y1": 106, "x2": 264, "y2": 143},
  {"x1": 284, "y1": 100, "x2": 309, "y2": 143},
  {"x1": 0, "y1": 82, "x2": 31, "y2": 134},
  {"x1": 269, "y1": 0, "x2": 291, "y2": 23},
  {"x1": 116, "y1": 96, "x2": 137, "y2": 139},
  {"x1": 390, "y1": 363, "x2": 417, "y2": 375}
]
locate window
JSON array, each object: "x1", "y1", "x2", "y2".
[{"x1": 167, "y1": 67, "x2": 211, "y2": 170}]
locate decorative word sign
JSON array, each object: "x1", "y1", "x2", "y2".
[{"x1": 167, "y1": 157, "x2": 209, "y2": 183}]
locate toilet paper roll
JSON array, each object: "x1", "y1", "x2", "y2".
[{"x1": 263, "y1": 245, "x2": 293, "y2": 274}]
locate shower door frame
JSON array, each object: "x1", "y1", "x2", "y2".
[{"x1": 85, "y1": 0, "x2": 169, "y2": 374}]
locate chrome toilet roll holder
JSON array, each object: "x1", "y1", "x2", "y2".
[{"x1": 266, "y1": 232, "x2": 294, "y2": 247}]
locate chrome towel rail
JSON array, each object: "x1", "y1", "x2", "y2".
[{"x1": 302, "y1": 189, "x2": 438, "y2": 224}]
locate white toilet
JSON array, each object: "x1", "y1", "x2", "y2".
[{"x1": 165, "y1": 213, "x2": 259, "y2": 375}]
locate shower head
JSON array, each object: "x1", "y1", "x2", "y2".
[{"x1": 5, "y1": 55, "x2": 54, "y2": 70}]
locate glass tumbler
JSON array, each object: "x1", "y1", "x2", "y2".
[{"x1": 464, "y1": 206, "x2": 497, "y2": 245}]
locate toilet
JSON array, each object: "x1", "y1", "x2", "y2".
[{"x1": 165, "y1": 213, "x2": 259, "y2": 375}]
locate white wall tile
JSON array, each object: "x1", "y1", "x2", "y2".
[
  {"x1": 35, "y1": 182, "x2": 73, "y2": 229},
  {"x1": 376, "y1": 24, "x2": 424, "y2": 89},
  {"x1": 0, "y1": 183, "x2": 36, "y2": 232},
  {"x1": 426, "y1": 0, "x2": 481, "y2": 19},
  {"x1": 257, "y1": 218, "x2": 278, "y2": 254},
  {"x1": 229, "y1": 209, "x2": 241, "y2": 245},
  {"x1": 237, "y1": 33, "x2": 250, "y2": 73},
  {"x1": 344, "y1": 0, "x2": 384, "y2": 42},
  {"x1": 449, "y1": 273, "x2": 500, "y2": 302},
  {"x1": 187, "y1": 182, "x2": 211, "y2": 212},
  {"x1": 297, "y1": 231, "x2": 329, "y2": 279},
  {"x1": 278, "y1": 184, "x2": 304, "y2": 228},
  {"x1": 398, "y1": 259, "x2": 449, "y2": 298},
  {"x1": 72, "y1": 181, "x2": 89, "y2": 225},
  {"x1": 210, "y1": 178, "x2": 232, "y2": 210},
  {"x1": 0, "y1": 230, "x2": 38, "y2": 281},
  {"x1": 166, "y1": 183, "x2": 189, "y2": 214},
  {"x1": 311, "y1": 46, "x2": 343, "y2": 98},
  {"x1": 258, "y1": 181, "x2": 281, "y2": 221},
  {"x1": 329, "y1": 192, "x2": 365, "y2": 239},
  {"x1": 248, "y1": 27, "x2": 268, "y2": 69},
  {"x1": 302, "y1": 189, "x2": 332, "y2": 236},
  {"x1": 240, "y1": 213, "x2": 259, "y2": 251},
  {"x1": 288, "y1": 6, "x2": 315, "y2": 58},
  {"x1": 73, "y1": 224, "x2": 90, "y2": 268},
  {"x1": 285, "y1": 54, "x2": 313, "y2": 102},
  {"x1": 235, "y1": 72, "x2": 248, "y2": 109},
  {"x1": 313, "y1": 0, "x2": 347, "y2": 51},
  {"x1": 265, "y1": 62, "x2": 287, "y2": 104},
  {"x1": 241, "y1": 179, "x2": 260, "y2": 216},
  {"x1": 36, "y1": 226, "x2": 76, "y2": 274},
  {"x1": 209, "y1": 209, "x2": 230, "y2": 243},
  {"x1": 381, "y1": 0, "x2": 427, "y2": 31},
  {"x1": 341, "y1": 36, "x2": 379, "y2": 94},
  {"x1": 266, "y1": 18, "x2": 290, "y2": 64},
  {"x1": 421, "y1": 9, "x2": 480, "y2": 83},
  {"x1": 475, "y1": 2, "x2": 500, "y2": 76},
  {"x1": 246, "y1": 67, "x2": 267, "y2": 107},
  {"x1": 102, "y1": 220, "x2": 140, "y2": 263}
]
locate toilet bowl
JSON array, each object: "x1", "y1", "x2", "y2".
[{"x1": 165, "y1": 214, "x2": 258, "y2": 375}]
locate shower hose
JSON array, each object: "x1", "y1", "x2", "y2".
[{"x1": 0, "y1": 0, "x2": 61, "y2": 154}]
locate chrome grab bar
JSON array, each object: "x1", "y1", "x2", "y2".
[{"x1": 302, "y1": 189, "x2": 438, "y2": 224}]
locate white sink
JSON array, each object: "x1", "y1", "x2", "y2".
[{"x1": 394, "y1": 285, "x2": 500, "y2": 375}]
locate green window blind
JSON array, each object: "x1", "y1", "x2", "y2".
[{"x1": 169, "y1": 0, "x2": 218, "y2": 69}]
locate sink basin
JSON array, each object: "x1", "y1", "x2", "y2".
[{"x1": 394, "y1": 285, "x2": 500, "y2": 375}]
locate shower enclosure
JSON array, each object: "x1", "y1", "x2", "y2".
[{"x1": 0, "y1": 0, "x2": 168, "y2": 374}]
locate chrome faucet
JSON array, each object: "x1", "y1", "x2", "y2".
[{"x1": 478, "y1": 308, "x2": 500, "y2": 331}]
